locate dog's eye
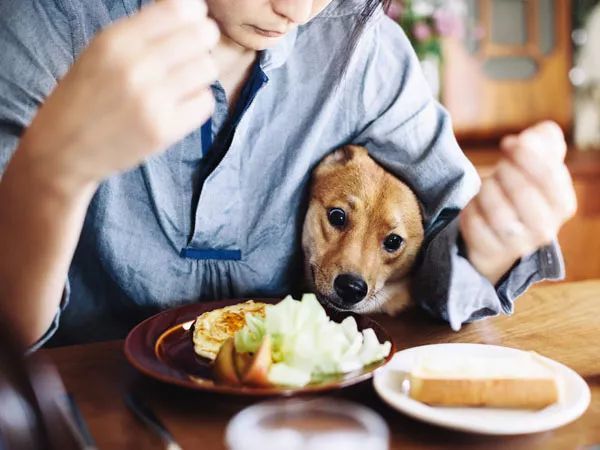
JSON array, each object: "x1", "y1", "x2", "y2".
[
  {"x1": 383, "y1": 234, "x2": 404, "y2": 253},
  {"x1": 327, "y1": 208, "x2": 346, "y2": 228}
]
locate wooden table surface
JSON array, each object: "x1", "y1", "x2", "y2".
[{"x1": 40, "y1": 280, "x2": 600, "y2": 450}]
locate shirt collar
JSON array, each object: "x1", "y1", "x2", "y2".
[
  {"x1": 258, "y1": 0, "x2": 369, "y2": 71},
  {"x1": 259, "y1": 27, "x2": 298, "y2": 72}
]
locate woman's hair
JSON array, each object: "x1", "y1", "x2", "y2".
[{"x1": 341, "y1": 0, "x2": 391, "y2": 79}]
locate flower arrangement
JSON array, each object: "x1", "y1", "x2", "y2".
[
  {"x1": 387, "y1": 0, "x2": 483, "y2": 98},
  {"x1": 387, "y1": 0, "x2": 466, "y2": 61}
]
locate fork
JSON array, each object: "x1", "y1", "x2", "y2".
[{"x1": 124, "y1": 391, "x2": 183, "y2": 450}]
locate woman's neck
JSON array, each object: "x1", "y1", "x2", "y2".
[{"x1": 212, "y1": 35, "x2": 257, "y2": 108}]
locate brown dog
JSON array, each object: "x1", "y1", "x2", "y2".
[{"x1": 302, "y1": 145, "x2": 425, "y2": 315}]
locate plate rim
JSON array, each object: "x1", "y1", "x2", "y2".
[
  {"x1": 124, "y1": 297, "x2": 396, "y2": 396},
  {"x1": 373, "y1": 343, "x2": 591, "y2": 435}
]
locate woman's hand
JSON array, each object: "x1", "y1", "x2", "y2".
[
  {"x1": 459, "y1": 121, "x2": 578, "y2": 284},
  {"x1": 19, "y1": 0, "x2": 219, "y2": 194},
  {"x1": 0, "y1": 0, "x2": 219, "y2": 346}
]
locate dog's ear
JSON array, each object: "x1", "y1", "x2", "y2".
[{"x1": 321, "y1": 145, "x2": 366, "y2": 167}]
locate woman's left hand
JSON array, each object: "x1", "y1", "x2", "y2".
[{"x1": 459, "y1": 121, "x2": 578, "y2": 284}]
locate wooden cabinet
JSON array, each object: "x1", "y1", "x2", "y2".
[
  {"x1": 555, "y1": 152, "x2": 600, "y2": 281},
  {"x1": 443, "y1": 0, "x2": 573, "y2": 140}
]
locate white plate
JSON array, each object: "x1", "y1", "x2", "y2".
[{"x1": 373, "y1": 343, "x2": 591, "y2": 435}]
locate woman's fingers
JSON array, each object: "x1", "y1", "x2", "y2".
[
  {"x1": 147, "y1": 18, "x2": 221, "y2": 69},
  {"x1": 494, "y1": 159, "x2": 558, "y2": 248},
  {"x1": 501, "y1": 121, "x2": 567, "y2": 162},
  {"x1": 474, "y1": 177, "x2": 533, "y2": 256},
  {"x1": 96, "y1": 0, "x2": 219, "y2": 84},
  {"x1": 460, "y1": 201, "x2": 505, "y2": 259},
  {"x1": 459, "y1": 200, "x2": 520, "y2": 282},
  {"x1": 103, "y1": 15, "x2": 220, "y2": 93},
  {"x1": 122, "y1": 0, "x2": 209, "y2": 42},
  {"x1": 500, "y1": 124, "x2": 577, "y2": 223},
  {"x1": 168, "y1": 88, "x2": 216, "y2": 138},
  {"x1": 533, "y1": 120, "x2": 568, "y2": 160},
  {"x1": 167, "y1": 55, "x2": 219, "y2": 101}
]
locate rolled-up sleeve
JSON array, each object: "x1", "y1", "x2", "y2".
[
  {"x1": 0, "y1": 0, "x2": 74, "y2": 349},
  {"x1": 414, "y1": 216, "x2": 564, "y2": 330},
  {"x1": 349, "y1": 14, "x2": 564, "y2": 329},
  {"x1": 26, "y1": 281, "x2": 71, "y2": 353}
]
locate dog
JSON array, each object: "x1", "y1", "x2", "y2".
[{"x1": 302, "y1": 145, "x2": 424, "y2": 315}]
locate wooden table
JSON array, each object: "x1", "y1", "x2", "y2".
[{"x1": 41, "y1": 280, "x2": 600, "y2": 449}]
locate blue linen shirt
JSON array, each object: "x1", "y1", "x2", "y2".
[{"x1": 0, "y1": 0, "x2": 564, "y2": 348}]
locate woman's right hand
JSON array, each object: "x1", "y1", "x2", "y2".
[{"x1": 19, "y1": 0, "x2": 219, "y2": 193}]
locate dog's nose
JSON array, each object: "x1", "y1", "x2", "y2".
[{"x1": 334, "y1": 273, "x2": 368, "y2": 305}]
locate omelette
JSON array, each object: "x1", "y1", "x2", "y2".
[{"x1": 192, "y1": 300, "x2": 267, "y2": 360}]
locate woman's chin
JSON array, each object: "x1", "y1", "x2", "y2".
[{"x1": 225, "y1": 27, "x2": 287, "y2": 51}]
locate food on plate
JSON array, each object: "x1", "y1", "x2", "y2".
[
  {"x1": 214, "y1": 335, "x2": 274, "y2": 387},
  {"x1": 211, "y1": 294, "x2": 391, "y2": 388},
  {"x1": 192, "y1": 300, "x2": 267, "y2": 360},
  {"x1": 407, "y1": 352, "x2": 560, "y2": 409}
]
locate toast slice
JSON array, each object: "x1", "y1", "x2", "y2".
[{"x1": 408, "y1": 352, "x2": 560, "y2": 409}]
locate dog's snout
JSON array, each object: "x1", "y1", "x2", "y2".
[{"x1": 334, "y1": 273, "x2": 368, "y2": 305}]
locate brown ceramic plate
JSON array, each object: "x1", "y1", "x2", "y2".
[{"x1": 124, "y1": 298, "x2": 395, "y2": 396}]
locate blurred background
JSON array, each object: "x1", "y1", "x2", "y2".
[{"x1": 389, "y1": 0, "x2": 600, "y2": 282}]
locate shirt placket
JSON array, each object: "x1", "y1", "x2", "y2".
[{"x1": 180, "y1": 64, "x2": 269, "y2": 261}]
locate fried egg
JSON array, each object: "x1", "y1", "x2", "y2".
[{"x1": 192, "y1": 300, "x2": 267, "y2": 360}]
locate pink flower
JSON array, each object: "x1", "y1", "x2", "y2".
[
  {"x1": 386, "y1": 2, "x2": 403, "y2": 21},
  {"x1": 433, "y1": 9, "x2": 458, "y2": 36},
  {"x1": 413, "y1": 22, "x2": 432, "y2": 41}
]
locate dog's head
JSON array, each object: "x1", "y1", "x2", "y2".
[{"x1": 302, "y1": 145, "x2": 424, "y2": 313}]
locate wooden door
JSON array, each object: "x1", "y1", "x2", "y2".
[{"x1": 442, "y1": 0, "x2": 572, "y2": 141}]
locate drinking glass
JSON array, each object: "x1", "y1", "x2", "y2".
[{"x1": 225, "y1": 398, "x2": 389, "y2": 450}]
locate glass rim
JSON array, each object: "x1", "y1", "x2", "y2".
[{"x1": 225, "y1": 397, "x2": 389, "y2": 449}]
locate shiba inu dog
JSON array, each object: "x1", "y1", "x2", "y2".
[{"x1": 302, "y1": 145, "x2": 425, "y2": 315}]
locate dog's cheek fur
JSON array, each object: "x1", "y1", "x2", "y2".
[
  {"x1": 302, "y1": 206, "x2": 334, "y2": 296},
  {"x1": 380, "y1": 280, "x2": 412, "y2": 316}
]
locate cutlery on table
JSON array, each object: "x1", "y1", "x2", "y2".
[
  {"x1": 124, "y1": 391, "x2": 183, "y2": 450},
  {"x1": 63, "y1": 394, "x2": 98, "y2": 450}
]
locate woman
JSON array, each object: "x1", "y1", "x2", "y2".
[{"x1": 0, "y1": 0, "x2": 576, "y2": 349}]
